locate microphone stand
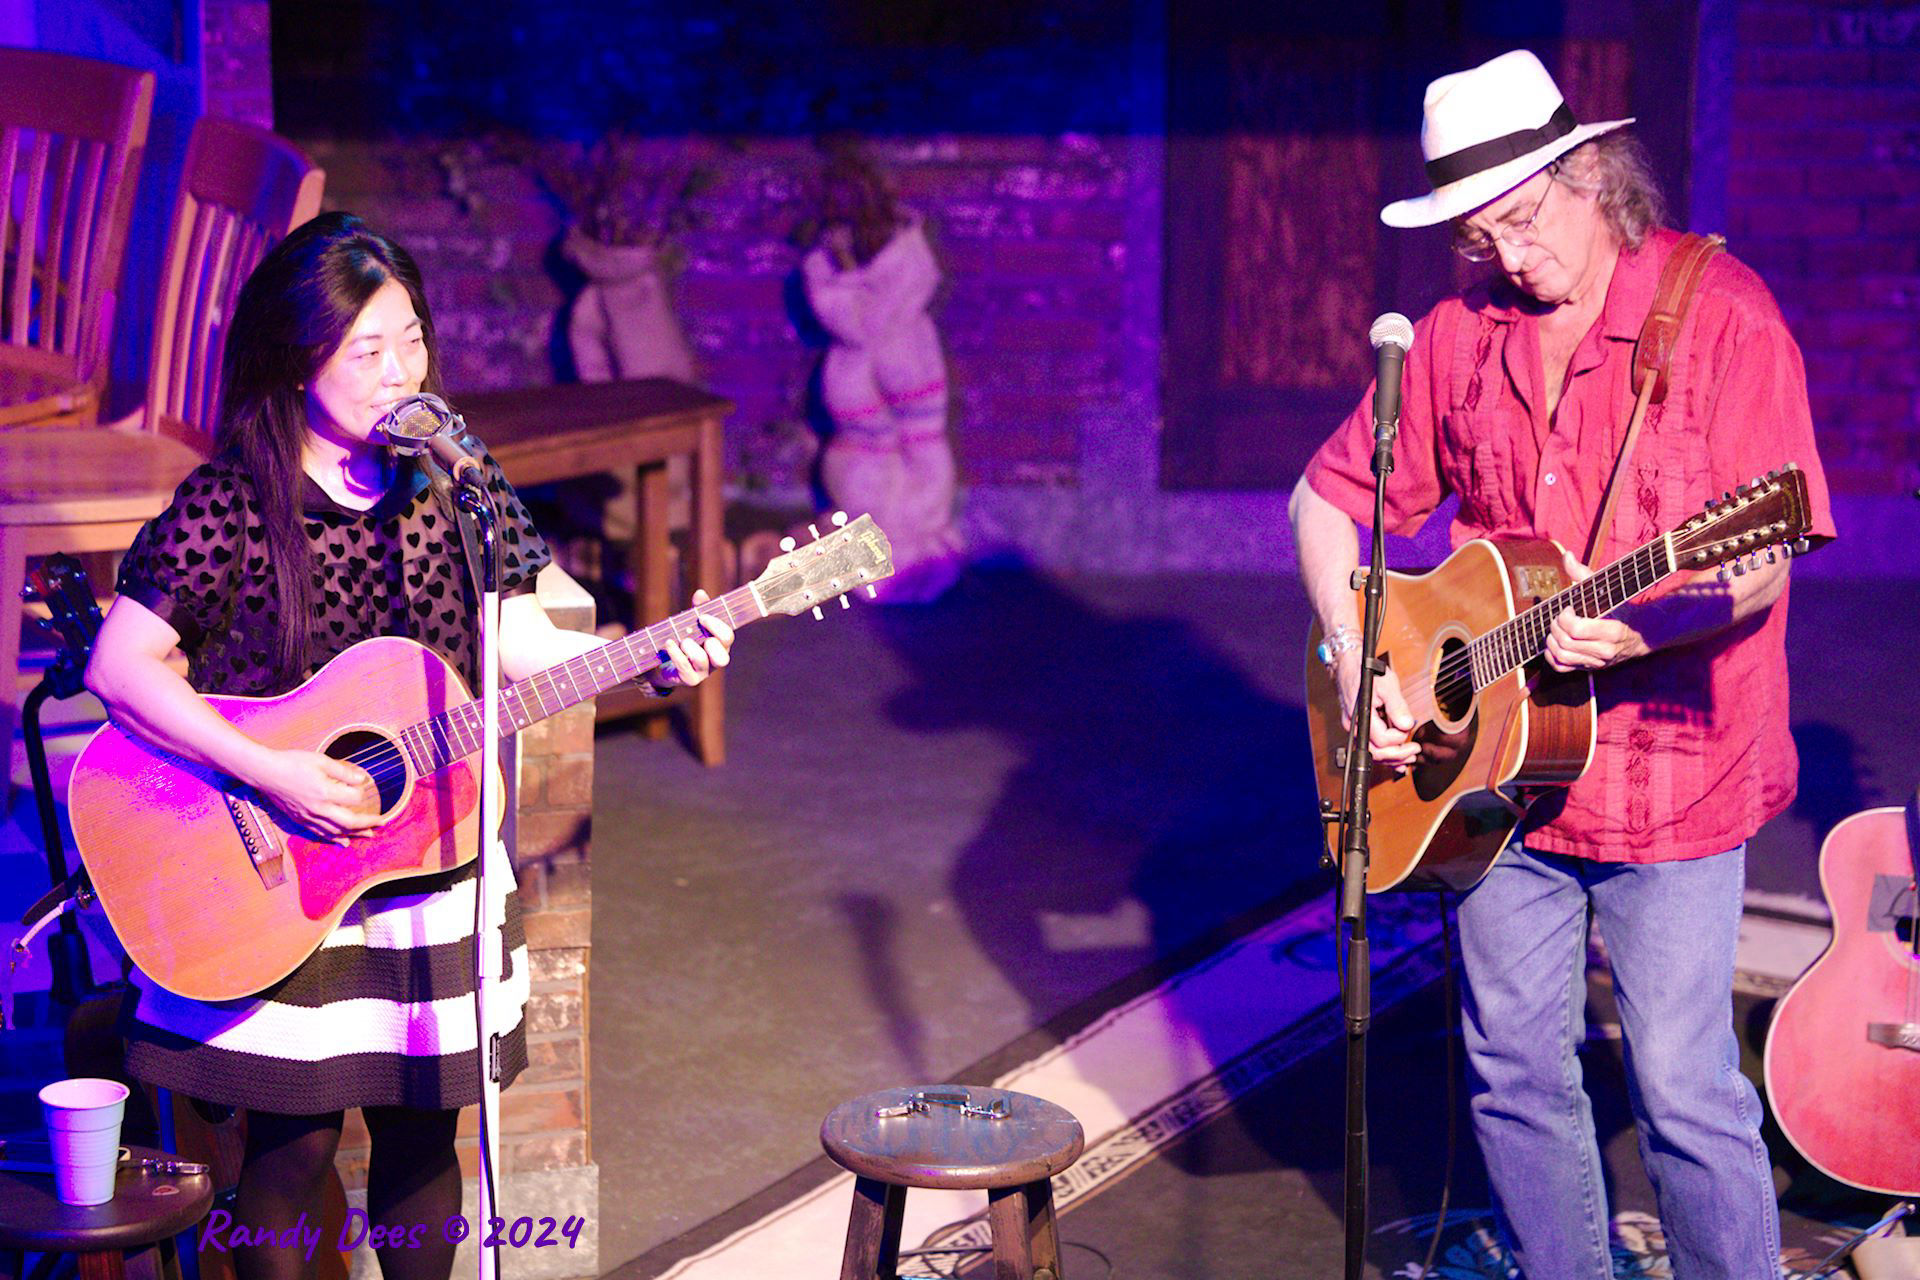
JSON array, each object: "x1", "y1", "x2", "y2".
[
  {"x1": 1334, "y1": 409, "x2": 1397, "y2": 1280},
  {"x1": 451, "y1": 477, "x2": 506, "y2": 1280}
]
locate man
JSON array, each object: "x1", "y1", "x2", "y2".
[{"x1": 1289, "y1": 49, "x2": 1834, "y2": 1279}]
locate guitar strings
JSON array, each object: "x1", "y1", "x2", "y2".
[
  {"x1": 307, "y1": 584, "x2": 764, "y2": 793},
  {"x1": 1396, "y1": 546, "x2": 1661, "y2": 709}
]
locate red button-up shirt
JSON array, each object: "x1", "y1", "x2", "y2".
[{"x1": 1305, "y1": 228, "x2": 1836, "y2": 862}]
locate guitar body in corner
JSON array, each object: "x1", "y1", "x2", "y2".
[
  {"x1": 1763, "y1": 804, "x2": 1920, "y2": 1195},
  {"x1": 1305, "y1": 538, "x2": 1595, "y2": 893},
  {"x1": 71, "y1": 637, "x2": 490, "y2": 1002}
]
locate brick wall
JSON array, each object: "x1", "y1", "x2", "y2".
[
  {"x1": 273, "y1": 1, "x2": 1916, "y2": 578},
  {"x1": 1725, "y1": 1, "x2": 1920, "y2": 500},
  {"x1": 274, "y1": 0, "x2": 1166, "y2": 566},
  {"x1": 300, "y1": 129, "x2": 1148, "y2": 496}
]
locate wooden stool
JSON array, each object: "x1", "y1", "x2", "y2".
[
  {"x1": 820, "y1": 1086, "x2": 1084, "y2": 1280},
  {"x1": 0, "y1": 1145, "x2": 213, "y2": 1280}
]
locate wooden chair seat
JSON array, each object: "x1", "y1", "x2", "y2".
[
  {"x1": 821, "y1": 1086, "x2": 1084, "y2": 1280},
  {"x1": 2, "y1": 431, "x2": 206, "y2": 779}
]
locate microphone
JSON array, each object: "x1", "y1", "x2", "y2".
[
  {"x1": 1368, "y1": 312, "x2": 1414, "y2": 474},
  {"x1": 375, "y1": 392, "x2": 483, "y2": 486}
]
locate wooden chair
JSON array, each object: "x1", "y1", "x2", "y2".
[
  {"x1": 2, "y1": 117, "x2": 324, "y2": 786},
  {"x1": 135, "y1": 117, "x2": 325, "y2": 452},
  {"x1": 0, "y1": 48, "x2": 155, "y2": 432}
]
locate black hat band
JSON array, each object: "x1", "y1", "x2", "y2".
[{"x1": 1425, "y1": 103, "x2": 1579, "y2": 188}]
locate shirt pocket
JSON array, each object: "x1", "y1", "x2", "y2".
[{"x1": 1440, "y1": 408, "x2": 1522, "y2": 533}]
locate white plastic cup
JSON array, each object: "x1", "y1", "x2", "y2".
[{"x1": 38, "y1": 1078, "x2": 129, "y2": 1206}]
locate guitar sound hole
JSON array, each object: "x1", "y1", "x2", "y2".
[
  {"x1": 326, "y1": 730, "x2": 407, "y2": 814},
  {"x1": 1433, "y1": 637, "x2": 1474, "y2": 723}
]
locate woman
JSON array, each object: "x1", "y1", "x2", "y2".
[{"x1": 84, "y1": 212, "x2": 733, "y2": 1280}]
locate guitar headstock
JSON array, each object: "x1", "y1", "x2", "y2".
[
  {"x1": 23, "y1": 553, "x2": 103, "y2": 697},
  {"x1": 1669, "y1": 465, "x2": 1816, "y2": 580},
  {"x1": 752, "y1": 513, "x2": 895, "y2": 618}
]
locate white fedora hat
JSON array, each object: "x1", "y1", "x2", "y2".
[{"x1": 1381, "y1": 49, "x2": 1634, "y2": 228}]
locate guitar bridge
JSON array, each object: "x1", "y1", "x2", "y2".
[
  {"x1": 225, "y1": 792, "x2": 287, "y2": 888},
  {"x1": 1867, "y1": 1022, "x2": 1920, "y2": 1052}
]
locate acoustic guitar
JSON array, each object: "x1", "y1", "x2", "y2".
[
  {"x1": 69, "y1": 514, "x2": 894, "y2": 1001},
  {"x1": 1763, "y1": 797, "x2": 1920, "y2": 1195},
  {"x1": 1305, "y1": 466, "x2": 1816, "y2": 892}
]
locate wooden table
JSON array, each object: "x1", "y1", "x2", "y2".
[{"x1": 453, "y1": 378, "x2": 733, "y2": 765}]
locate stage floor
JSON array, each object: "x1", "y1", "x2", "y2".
[{"x1": 588, "y1": 565, "x2": 1915, "y2": 1278}]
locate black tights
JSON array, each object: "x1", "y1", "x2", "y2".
[{"x1": 234, "y1": 1106, "x2": 462, "y2": 1280}]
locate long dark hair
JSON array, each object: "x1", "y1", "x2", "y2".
[{"x1": 217, "y1": 211, "x2": 442, "y2": 681}]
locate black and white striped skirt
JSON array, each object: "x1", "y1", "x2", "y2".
[{"x1": 122, "y1": 866, "x2": 529, "y2": 1115}]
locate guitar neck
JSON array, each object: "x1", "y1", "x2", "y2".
[
  {"x1": 399, "y1": 582, "x2": 767, "y2": 773},
  {"x1": 1469, "y1": 535, "x2": 1674, "y2": 687}
]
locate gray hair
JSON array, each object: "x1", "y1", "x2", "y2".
[{"x1": 1551, "y1": 131, "x2": 1668, "y2": 250}]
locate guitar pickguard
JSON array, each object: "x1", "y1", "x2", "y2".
[
  {"x1": 286, "y1": 762, "x2": 479, "y2": 920},
  {"x1": 1410, "y1": 715, "x2": 1478, "y2": 803}
]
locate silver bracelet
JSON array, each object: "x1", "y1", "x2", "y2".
[{"x1": 1316, "y1": 625, "x2": 1361, "y2": 667}]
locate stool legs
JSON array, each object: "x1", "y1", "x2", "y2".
[
  {"x1": 840, "y1": 1176, "x2": 1064, "y2": 1280},
  {"x1": 76, "y1": 1251, "x2": 126, "y2": 1280},
  {"x1": 986, "y1": 1180, "x2": 1063, "y2": 1280},
  {"x1": 839, "y1": 1176, "x2": 905, "y2": 1280}
]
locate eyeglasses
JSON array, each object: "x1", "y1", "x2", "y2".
[{"x1": 1452, "y1": 169, "x2": 1557, "y2": 263}]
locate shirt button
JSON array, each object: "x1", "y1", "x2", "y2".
[{"x1": 1543, "y1": 472, "x2": 1557, "y2": 486}]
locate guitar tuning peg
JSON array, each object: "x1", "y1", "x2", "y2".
[
  {"x1": 1792, "y1": 537, "x2": 1810, "y2": 554},
  {"x1": 1766, "y1": 548, "x2": 1778, "y2": 564},
  {"x1": 866, "y1": 585, "x2": 878, "y2": 598},
  {"x1": 807, "y1": 523, "x2": 821, "y2": 540},
  {"x1": 1731, "y1": 560, "x2": 1747, "y2": 577},
  {"x1": 811, "y1": 605, "x2": 824, "y2": 621},
  {"x1": 838, "y1": 596, "x2": 850, "y2": 609},
  {"x1": 1717, "y1": 566, "x2": 1732, "y2": 583},
  {"x1": 779, "y1": 536, "x2": 796, "y2": 553},
  {"x1": 831, "y1": 511, "x2": 848, "y2": 528}
]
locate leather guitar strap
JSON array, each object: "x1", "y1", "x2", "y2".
[{"x1": 1583, "y1": 232, "x2": 1727, "y2": 565}]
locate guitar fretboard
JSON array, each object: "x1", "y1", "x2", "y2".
[
  {"x1": 1458, "y1": 537, "x2": 1673, "y2": 693},
  {"x1": 396, "y1": 583, "x2": 764, "y2": 775}
]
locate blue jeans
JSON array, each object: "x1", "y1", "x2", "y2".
[{"x1": 1455, "y1": 843, "x2": 1780, "y2": 1279}]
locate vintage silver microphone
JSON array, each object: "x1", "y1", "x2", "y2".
[
  {"x1": 1368, "y1": 312, "x2": 1415, "y2": 476},
  {"x1": 375, "y1": 392, "x2": 483, "y2": 486}
]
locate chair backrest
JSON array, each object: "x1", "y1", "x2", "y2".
[
  {"x1": 0, "y1": 47, "x2": 155, "y2": 406},
  {"x1": 143, "y1": 116, "x2": 325, "y2": 452}
]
